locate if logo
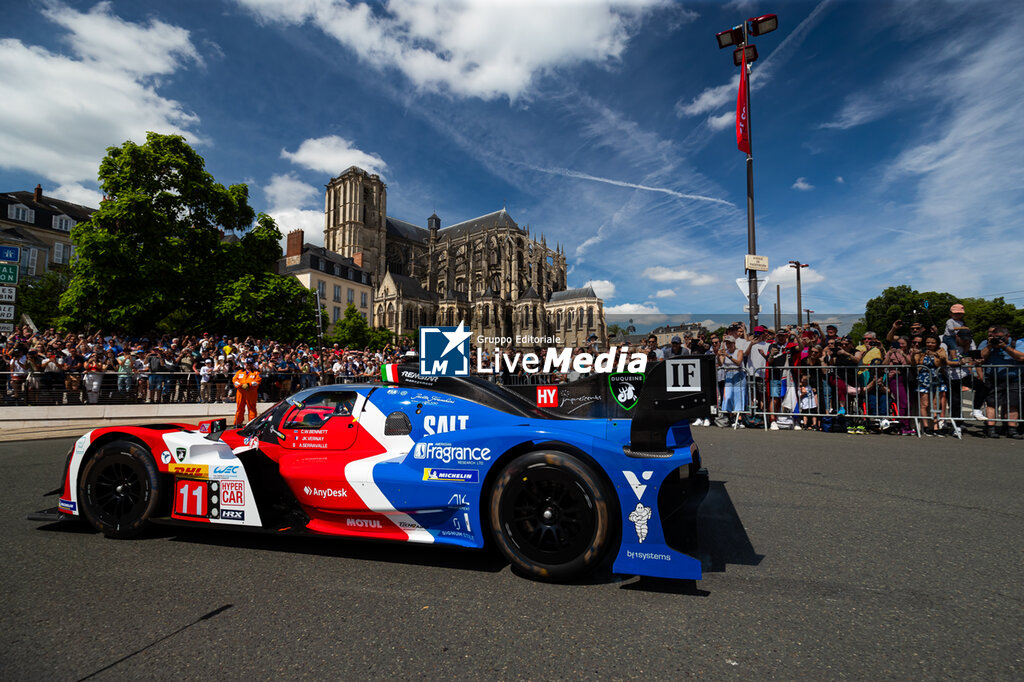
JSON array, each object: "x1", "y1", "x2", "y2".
[
  {"x1": 419, "y1": 321, "x2": 472, "y2": 376},
  {"x1": 665, "y1": 359, "x2": 701, "y2": 393}
]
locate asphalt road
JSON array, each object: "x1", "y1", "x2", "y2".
[{"x1": 3, "y1": 430, "x2": 1022, "y2": 680}]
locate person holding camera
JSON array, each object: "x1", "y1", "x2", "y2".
[
  {"x1": 978, "y1": 326, "x2": 1023, "y2": 438},
  {"x1": 943, "y1": 328, "x2": 988, "y2": 427},
  {"x1": 232, "y1": 357, "x2": 262, "y2": 427}
]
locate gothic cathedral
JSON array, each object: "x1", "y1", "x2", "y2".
[{"x1": 323, "y1": 167, "x2": 606, "y2": 348}]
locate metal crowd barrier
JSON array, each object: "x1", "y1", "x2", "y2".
[
  {"x1": 710, "y1": 364, "x2": 1022, "y2": 438},
  {"x1": 0, "y1": 371, "x2": 384, "y2": 406}
]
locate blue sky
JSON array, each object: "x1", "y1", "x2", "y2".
[{"x1": 2, "y1": 0, "x2": 1022, "y2": 323}]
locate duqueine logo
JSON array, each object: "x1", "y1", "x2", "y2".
[
  {"x1": 608, "y1": 373, "x2": 645, "y2": 411},
  {"x1": 419, "y1": 321, "x2": 472, "y2": 376}
]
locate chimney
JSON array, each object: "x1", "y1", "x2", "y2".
[
  {"x1": 352, "y1": 252, "x2": 364, "y2": 268},
  {"x1": 33, "y1": 184, "x2": 42, "y2": 202},
  {"x1": 285, "y1": 229, "x2": 303, "y2": 267},
  {"x1": 286, "y1": 229, "x2": 304, "y2": 258}
]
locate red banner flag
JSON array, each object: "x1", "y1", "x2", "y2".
[{"x1": 736, "y1": 49, "x2": 750, "y2": 154}]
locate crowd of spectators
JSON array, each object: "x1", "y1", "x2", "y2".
[
  {"x1": 4, "y1": 305, "x2": 1022, "y2": 440},
  {"x1": 640, "y1": 305, "x2": 1023, "y2": 438},
  {"x1": 0, "y1": 326, "x2": 411, "y2": 406}
]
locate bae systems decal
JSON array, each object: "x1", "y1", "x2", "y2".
[
  {"x1": 423, "y1": 468, "x2": 479, "y2": 483},
  {"x1": 412, "y1": 442, "x2": 491, "y2": 464},
  {"x1": 303, "y1": 485, "x2": 348, "y2": 498}
]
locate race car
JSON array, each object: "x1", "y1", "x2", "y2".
[{"x1": 33, "y1": 358, "x2": 715, "y2": 582}]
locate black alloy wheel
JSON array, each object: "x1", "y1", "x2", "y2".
[
  {"x1": 489, "y1": 451, "x2": 615, "y2": 581},
  {"x1": 79, "y1": 440, "x2": 161, "y2": 538}
]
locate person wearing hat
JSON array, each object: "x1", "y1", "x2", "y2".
[
  {"x1": 944, "y1": 303, "x2": 968, "y2": 338},
  {"x1": 199, "y1": 358, "x2": 214, "y2": 403},
  {"x1": 232, "y1": 357, "x2": 262, "y2": 426},
  {"x1": 663, "y1": 335, "x2": 689, "y2": 359}
]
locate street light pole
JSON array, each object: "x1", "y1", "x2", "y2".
[
  {"x1": 716, "y1": 14, "x2": 778, "y2": 332},
  {"x1": 789, "y1": 260, "x2": 808, "y2": 327}
]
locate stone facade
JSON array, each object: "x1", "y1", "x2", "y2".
[{"x1": 324, "y1": 166, "x2": 605, "y2": 348}]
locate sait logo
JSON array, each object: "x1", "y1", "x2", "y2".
[{"x1": 419, "y1": 321, "x2": 472, "y2": 376}]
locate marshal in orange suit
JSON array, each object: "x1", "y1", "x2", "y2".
[{"x1": 232, "y1": 358, "x2": 261, "y2": 426}]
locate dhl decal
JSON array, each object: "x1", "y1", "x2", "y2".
[{"x1": 169, "y1": 463, "x2": 209, "y2": 478}]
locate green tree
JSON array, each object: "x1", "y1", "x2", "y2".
[
  {"x1": 606, "y1": 323, "x2": 625, "y2": 338},
  {"x1": 326, "y1": 304, "x2": 393, "y2": 350},
  {"x1": 16, "y1": 270, "x2": 70, "y2": 331},
  {"x1": 861, "y1": 285, "x2": 1021, "y2": 341},
  {"x1": 58, "y1": 133, "x2": 321, "y2": 340},
  {"x1": 60, "y1": 132, "x2": 254, "y2": 332}
]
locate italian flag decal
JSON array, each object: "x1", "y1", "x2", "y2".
[{"x1": 381, "y1": 364, "x2": 399, "y2": 384}]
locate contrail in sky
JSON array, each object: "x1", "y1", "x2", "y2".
[{"x1": 527, "y1": 165, "x2": 736, "y2": 208}]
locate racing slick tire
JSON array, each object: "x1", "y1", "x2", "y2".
[
  {"x1": 489, "y1": 450, "x2": 615, "y2": 582},
  {"x1": 79, "y1": 440, "x2": 161, "y2": 539}
]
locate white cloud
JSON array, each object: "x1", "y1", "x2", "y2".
[
  {"x1": 706, "y1": 110, "x2": 734, "y2": 132},
  {"x1": 42, "y1": 1, "x2": 201, "y2": 77},
  {"x1": 282, "y1": 135, "x2": 387, "y2": 177},
  {"x1": 52, "y1": 183, "x2": 103, "y2": 208},
  {"x1": 264, "y1": 172, "x2": 319, "y2": 210},
  {"x1": 605, "y1": 302, "x2": 661, "y2": 314},
  {"x1": 792, "y1": 177, "x2": 814, "y2": 191},
  {"x1": 583, "y1": 279, "x2": 616, "y2": 300},
  {"x1": 768, "y1": 264, "x2": 825, "y2": 289},
  {"x1": 234, "y1": 0, "x2": 666, "y2": 100},
  {"x1": 642, "y1": 266, "x2": 717, "y2": 286},
  {"x1": 653, "y1": 288, "x2": 676, "y2": 298},
  {"x1": 835, "y1": 176, "x2": 844, "y2": 184},
  {"x1": 0, "y1": 4, "x2": 201, "y2": 186},
  {"x1": 262, "y1": 173, "x2": 324, "y2": 245}
]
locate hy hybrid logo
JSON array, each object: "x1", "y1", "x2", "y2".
[{"x1": 419, "y1": 321, "x2": 472, "y2": 376}]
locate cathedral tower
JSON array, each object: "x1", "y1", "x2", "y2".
[{"x1": 324, "y1": 167, "x2": 387, "y2": 277}]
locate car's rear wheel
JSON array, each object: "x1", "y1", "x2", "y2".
[
  {"x1": 79, "y1": 440, "x2": 161, "y2": 538},
  {"x1": 489, "y1": 451, "x2": 615, "y2": 581}
]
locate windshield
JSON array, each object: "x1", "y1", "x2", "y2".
[{"x1": 237, "y1": 398, "x2": 296, "y2": 437}]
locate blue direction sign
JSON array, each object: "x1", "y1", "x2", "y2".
[
  {"x1": 0, "y1": 246, "x2": 20, "y2": 262},
  {"x1": 0, "y1": 263, "x2": 18, "y2": 285}
]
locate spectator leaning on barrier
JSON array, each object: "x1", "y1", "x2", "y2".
[
  {"x1": 978, "y1": 326, "x2": 1023, "y2": 439},
  {"x1": 912, "y1": 334, "x2": 948, "y2": 436},
  {"x1": 943, "y1": 328, "x2": 988, "y2": 425},
  {"x1": 749, "y1": 326, "x2": 770, "y2": 411}
]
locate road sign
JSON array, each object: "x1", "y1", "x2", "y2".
[
  {"x1": 735, "y1": 276, "x2": 769, "y2": 298},
  {"x1": 744, "y1": 254, "x2": 769, "y2": 271},
  {"x1": 0, "y1": 263, "x2": 18, "y2": 285},
  {"x1": 743, "y1": 305, "x2": 762, "y2": 313},
  {"x1": 0, "y1": 304, "x2": 13, "y2": 320},
  {"x1": 0, "y1": 246, "x2": 20, "y2": 262},
  {"x1": 0, "y1": 323, "x2": 12, "y2": 333},
  {"x1": 0, "y1": 286, "x2": 14, "y2": 303}
]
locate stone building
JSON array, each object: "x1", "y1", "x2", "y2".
[
  {"x1": 323, "y1": 166, "x2": 605, "y2": 348},
  {"x1": 0, "y1": 184, "x2": 90, "y2": 280}
]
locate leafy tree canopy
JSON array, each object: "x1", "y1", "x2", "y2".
[
  {"x1": 860, "y1": 285, "x2": 1023, "y2": 341},
  {"x1": 59, "y1": 133, "x2": 319, "y2": 339},
  {"x1": 326, "y1": 303, "x2": 393, "y2": 350}
]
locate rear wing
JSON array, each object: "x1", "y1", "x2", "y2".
[{"x1": 628, "y1": 357, "x2": 716, "y2": 455}]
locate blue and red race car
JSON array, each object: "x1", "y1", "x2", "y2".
[{"x1": 37, "y1": 358, "x2": 714, "y2": 582}]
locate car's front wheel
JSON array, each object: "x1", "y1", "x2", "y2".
[
  {"x1": 489, "y1": 450, "x2": 615, "y2": 581},
  {"x1": 79, "y1": 440, "x2": 161, "y2": 538}
]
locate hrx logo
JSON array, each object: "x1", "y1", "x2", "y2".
[{"x1": 419, "y1": 321, "x2": 472, "y2": 376}]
